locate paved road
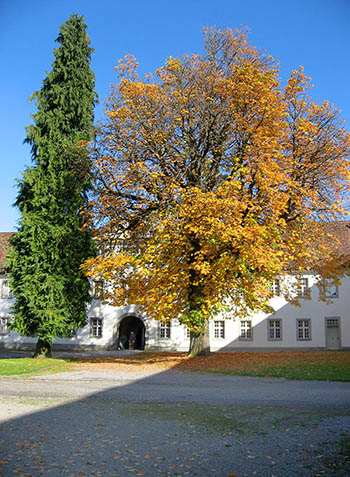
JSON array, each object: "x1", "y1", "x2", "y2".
[{"x1": 0, "y1": 351, "x2": 350, "y2": 476}]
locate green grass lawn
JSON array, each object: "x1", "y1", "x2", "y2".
[
  {"x1": 121, "y1": 350, "x2": 350, "y2": 382},
  {"x1": 105, "y1": 350, "x2": 350, "y2": 382},
  {"x1": 0, "y1": 358, "x2": 73, "y2": 376},
  {"x1": 207, "y1": 362, "x2": 350, "y2": 381},
  {"x1": 1, "y1": 351, "x2": 350, "y2": 381}
]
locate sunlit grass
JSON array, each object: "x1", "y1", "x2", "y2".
[
  {"x1": 1, "y1": 351, "x2": 350, "y2": 381},
  {"x1": 72, "y1": 350, "x2": 350, "y2": 382}
]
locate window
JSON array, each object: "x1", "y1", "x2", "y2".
[
  {"x1": 297, "y1": 319, "x2": 311, "y2": 340},
  {"x1": 214, "y1": 320, "x2": 225, "y2": 339},
  {"x1": 268, "y1": 319, "x2": 282, "y2": 340},
  {"x1": 326, "y1": 318, "x2": 339, "y2": 328},
  {"x1": 90, "y1": 318, "x2": 103, "y2": 338},
  {"x1": 0, "y1": 280, "x2": 12, "y2": 299},
  {"x1": 57, "y1": 328, "x2": 77, "y2": 339},
  {"x1": 159, "y1": 322, "x2": 171, "y2": 339},
  {"x1": 322, "y1": 280, "x2": 338, "y2": 299},
  {"x1": 271, "y1": 279, "x2": 281, "y2": 297},
  {"x1": 240, "y1": 320, "x2": 252, "y2": 340},
  {"x1": 298, "y1": 278, "x2": 310, "y2": 298},
  {"x1": 184, "y1": 326, "x2": 191, "y2": 339},
  {"x1": 0, "y1": 317, "x2": 10, "y2": 335},
  {"x1": 92, "y1": 280, "x2": 104, "y2": 299}
]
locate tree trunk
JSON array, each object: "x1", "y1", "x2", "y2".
[
  {"x1": 33, "y1": 337, "x2": 52, "y2": 358},
  {"x1": 188, "y1": 321, "x2": 210, "y2": 356},
  {"x1": 186, "y1": 234, "x2": 211, "y2": 356}
]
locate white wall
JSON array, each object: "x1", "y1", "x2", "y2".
[{"x1": 1, "y1": 274, "x2": 349, "y2": 351}]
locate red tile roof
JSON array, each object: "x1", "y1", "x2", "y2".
[
  {"x1": 325, "y1": 221, "x2": 350, "y2": 258},
  {"x1": 0, "y1": 233, "x2": 15, "y2": 273},
  {"x1": 0, "y1": 222, "x2": 350, "y2": 274}
]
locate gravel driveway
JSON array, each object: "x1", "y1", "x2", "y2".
[{"x1": 0, "y1": 351, "x2": 350, "y2": 476}]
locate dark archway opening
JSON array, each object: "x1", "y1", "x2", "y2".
[{"x1": 118, "y1": 316, "x2": 145, "y2": 350}]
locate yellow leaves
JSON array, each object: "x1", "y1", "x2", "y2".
[
  {"x1": 165, "y1": 56, "x2": 182, "y2": 72},
  {"x1": 193, "y1": 260, "x2": 211, "y2": 276},
  {"x1": 114, "y1": 54, "x2": 139, "y2": 80},
  {"x1": 83, "y1": 27, "x2": 350, "y2": 329},
  {"x1": 284, "y1": 66, "x2": 312, "y2": 99}
]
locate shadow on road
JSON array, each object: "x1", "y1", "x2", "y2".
[{"x1": 0, "y1": 349, "x2": 350, "y2": 476}]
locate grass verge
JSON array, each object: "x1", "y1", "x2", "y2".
[
  {"x1": 1, "y1": 351, "x2": 350, "y2": 381},
  {"x1": 73, "y1": 350, "x2": 350, "y2": 381},
  {"x1": 0, "y1": 358, "x2": 74, "y2": 376}
]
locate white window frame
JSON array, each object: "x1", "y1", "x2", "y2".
[
  {"x1": 326, "y1": 317, "x2": 340, "y2": 328},
  {"x1": 92, "y1": 280, "x2": 104, "y2": 299},
  {"x1": 159, "y1": 322, "x2": 171, "y2": 339},
  {"x1": 268, "y1": 319, "x2": 282, "y2": 340},
  {"x1": 298, "y1": 277, "x2": 310, "y2": 298},
  {"x1": 213, "y1": 320, "x2": 225, "y2": 339},
  {"x1": 0, "y1": 279, "x2": 12, "y2": 299},
  {"x1": 90, "y1": 317, "x2": 103, "y2": 338},
  {"x1": 0, "y1": 316, "x2": 10, "y2": 335},
  {"x1": 321, "y1": 279, "x2": 339, "y2": 299},
  {"x1": 240, "y1": 320, "x2": 253, "y2": 340},
  {"x1": 297, "y1": 319, "x2": 311, "y2": 341},
  {"x1": 184, "y1": 326, "x2": 191, "y2": 340},
  {"x1": 271, "y1": 279, "x2": 281, "y2": 297}
]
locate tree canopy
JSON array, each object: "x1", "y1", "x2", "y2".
[
  {"x1": 8, "y1": 14, "x2": 97, "y2": 357},
  {"x1": 84, "y1": 28, "x2": 350, "y2": 355}
]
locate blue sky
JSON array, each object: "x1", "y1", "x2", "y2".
[{"x1": 1, "y1": 0, "x2": 349, "y2": 231}]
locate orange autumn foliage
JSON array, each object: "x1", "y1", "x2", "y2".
[{"x1": 83, "y1": 28, "x2": 350, "y2": 355}]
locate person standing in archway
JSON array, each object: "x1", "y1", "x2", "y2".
[{"x1": 129, "y1": 330, "x2": 136, "y2": 350}]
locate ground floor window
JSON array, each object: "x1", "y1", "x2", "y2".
[
  {"x1": 214, "y1": 320, "x2": 225, "y2": 339},
  {"x1": 326, "y1": 318, "x2": 339, "y2": 327},
  {"x1": 240, "y1": 320, "x2": 252, "y2": 340},
  {"x1": 297, "y1": 319, "x2": 311, "y2": 340},
  {"x1": 184, "y1": 326, "x2": 191, "y2": 339},
  {"x1": 268, "y1": 319, "x2": 282, "y2": 340},
  {"x1": 57, "y1": 329, "x2": 77, "y2": 339},
  {"x1": 159, "y1": 322, "x2": 171, "y2": 339},
  {"x1": 0, "y1": 279, "x2": 12, "y2": 299},
  {"x1": 90, "y1": 318, "x2": 103, "y2": 338},
  {"x1": 0, "y1": 317, "x2": 10, "y2": 335}
]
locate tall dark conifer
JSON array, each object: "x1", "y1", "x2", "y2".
[{"x1": 8, "y1": 14, "x2": 97, "y2": 357}]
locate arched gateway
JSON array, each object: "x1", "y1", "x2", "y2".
[{"x1": 118, "y1": 315, "x2": 145, "y2": 350}]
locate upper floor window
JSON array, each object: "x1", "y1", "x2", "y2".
[
  {"x1": 92, "y1": 280, "x2": 104, "y2": 299},
  {"x1": 298, "y1": 278, "x2": 310, "y2": 298},
  {"x1": 0, "y1": 279, "x2": 12, "y2": 299},
  {"x1": 271, "y1": 279, "x2": 281, "y2": 297},
  {"x1": 321, "y1": 279, "x2": 338, "y2": 299}
]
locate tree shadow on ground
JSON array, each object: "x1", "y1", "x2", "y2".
[{"x1": 0, "y1": 351, "x2": 350, "y2": 476}]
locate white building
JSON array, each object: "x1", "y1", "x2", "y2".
[{"x1": 1, "y1": 231, "x2": 349, "y2": 352}]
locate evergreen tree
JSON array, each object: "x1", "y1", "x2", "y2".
[{"x1": 8, "y1": 14, "x2": 97, "y2": 357}]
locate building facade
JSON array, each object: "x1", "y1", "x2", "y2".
[{"x1": 1, "y1": 232, "x2": 349, "y2": 352}]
